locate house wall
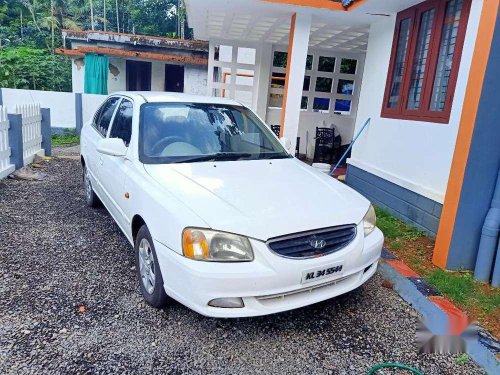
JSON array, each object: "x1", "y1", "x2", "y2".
[
  {"x1": 346, "y1": 0, "x2": 483, "y2": 234},
  {"x1": 445, "y1": 8, "x2": 500, "y2": 270},
  {"x1": 184, "y1": 65, "x2": 209, "y2": 96},
  {"x1": 71, "y1": 56, "x2": 208, "y2": 95}
]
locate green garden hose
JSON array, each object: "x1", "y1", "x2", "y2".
[{"x1": 367, "y1": 362, "x2": 423, "y2": 375}]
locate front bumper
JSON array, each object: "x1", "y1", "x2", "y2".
[{"x1": 155, "y1": 225, "x2": 384, "y2": 318}]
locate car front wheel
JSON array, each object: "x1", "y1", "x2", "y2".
[
  {"x1": 83, "y1": 165, "x2": 99, "y2": 208},
  {"x1": 135, "y1": 225, "x2": 168, "y2": 308}
]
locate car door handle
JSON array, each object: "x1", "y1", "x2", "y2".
[{"x1": 99, "y1": 156, "x2": 103, "y2": 165}]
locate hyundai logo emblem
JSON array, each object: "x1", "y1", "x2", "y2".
[{"x1": 310, "y1": 239, "x2": 327, "y2": 250}]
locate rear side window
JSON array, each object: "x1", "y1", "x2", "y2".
[
  {"x1": 93, "y1": 97, "x2": 120, "y2": 136},
  {"x1": 109, "y1": 99, "x2": 133, "y2": 146}
]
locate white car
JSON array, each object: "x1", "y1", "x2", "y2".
[{"x1": 80, "y1": 92, "x2": 383, "y2": 318}]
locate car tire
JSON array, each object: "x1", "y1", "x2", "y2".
[
  {"x1": 135, "y1": 225, "x2": 169, "y2": 308},
  {"x1": 83, "y1": 165, "x2": 100, "y2": 208}
]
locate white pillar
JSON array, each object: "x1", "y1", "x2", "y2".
[
  {"x1": 281, "y1": 12, "x2": 311, "y2": 152},
  {"x1": 255, "y1": 43, "x2": 273, "y2": 119}
]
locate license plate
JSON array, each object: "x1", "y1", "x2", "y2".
[{"x1": 301, "y1": 262, "x2": 344, "y2": 284}]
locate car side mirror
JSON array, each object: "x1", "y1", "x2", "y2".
[
  {"x1": 97, "y1": 138, "x2": 127, "y2": 157},
  {"x1": 280, "y1": 137, "x2": 292, "y2": 152}
]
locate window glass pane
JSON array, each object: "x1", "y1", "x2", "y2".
[
  {"x1": 96, "y1": 97, "x2": 120, "y2": 136},
  {"x1": 301, "y1": 96, "x2": 308, "y2": 110},
  {"x1": 271, "y1": 72, "x2": 286, "y2": 89},
  {"x1": 337, "y1": 79, "x2": 354, "y2": 95},
  {"x1": 318, "y1": 56, "x2": 336, "y2": 72},
  {"x1": 313, "y1": 98, "x2": 330, "y2": 113},
  {"x1": 430, "y1": 0, "x2": 464, "y2": 112},
  {"x1": 388, "y1": 18, "x2": 412, "y2": 108},
  {"x1": 273, "y1": 51, "x2": 288, "y2": 68},
  {"x1": 303, "y1": 76, "x2": 311, "y2": 91},
  {"x1": 140, "y1": 103, "x2": 287, "y2": 161},
  {"x1": 214, "y1": 45, "x2": 233, "y2": 62},
  {"x1": 213, "y1": 66, "x2": 231, "y2": 83},
  {"x1": 334, "y1": 99, "x2": 352, "y2": 114},
  {"x1": 305, "y1": 55, "x2": 313, "y2": 70},
  {"x1": 236, "y1": 69, "x2": 254, "y2": 86},
  {"x1": 269, "y1": 93, "x2": 283, "y2": 108},
  {"x1": 109, "y1": 99, "x2": 133, "y2": 146},
  {"x1": 237, "y1": 47, "x2": 256, "y2": 64},
  {"x1": 340, "y1": 58, "x2": 357, "y2": 74},
  {"x1": 407, "y1": 8, "x2": 436, "y2": 110},
  {"x1": 315, "y1": 77, "x2": 333, "y2": 93}
]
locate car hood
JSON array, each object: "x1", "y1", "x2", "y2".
[{"x1": 144, "y1": 158, "x2": 370, "y2": 241}]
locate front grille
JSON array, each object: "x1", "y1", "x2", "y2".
[{"x1": 267, "y1": 225, "x2": 357, "y2": 259}]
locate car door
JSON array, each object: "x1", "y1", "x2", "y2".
[
  {"x1": 85, "y1": 96, "x2": 121, "y2": 198},
  {"x1": 98, "y1": 97, "x2": 134, "y2": 232}
]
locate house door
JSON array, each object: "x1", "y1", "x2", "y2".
[
  {"x1": 126, "y1": 60, "x2": 152, "y2": 91},
  {"x1": 165, "y1": 64, "x2": 184, "y2": 92}
]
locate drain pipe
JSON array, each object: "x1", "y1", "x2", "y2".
[
  {"x1": 474, "y1": 169, "x2": 500, "y2": 283},
  {"x1": 491, "y1": 239, "x2": 500, "y2": 287}
]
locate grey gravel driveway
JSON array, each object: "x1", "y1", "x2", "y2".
[{"x1": 0, "y1": 147, "x2": 485, "y2": 374}]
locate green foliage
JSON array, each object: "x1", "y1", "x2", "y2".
[
  {"x1": 52, "y1": 129, "x2": 80, "y2": 146},
  {"x1": 0, "y1": 47, "x2": 71, "y2": 91},
  {"x1": 0, "y1": 0, "x2": 192, "y2": 91},
  {"x1": 374, "y1": 207, "x2": 424, "y2": 240},
  {"x1": 455, "y1": 354, "x2": 469, "y2": 365},
  {"x1": 425, "y1": 269, "x2": 500, "y2": 314}
]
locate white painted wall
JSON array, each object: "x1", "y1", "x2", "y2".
[
  {"x1": 348, "y1": 0, "x2": 483, "y2": 204},
  {"x1": 71, "y1": 56, "x2": 208, "y2": 95},
  {"x1": 82, "y1": 93, "x2": 107, "y2": 124},
  {"x1": 2, "y1": 88, "x2": 76, "y2": 128},
  {"x1": 1, "y1": 88, "x2": 106, "y2": 128},
  {"x1": 185, "y1": 65, "x2": 208, "y2": 95}
]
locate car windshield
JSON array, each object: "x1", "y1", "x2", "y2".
[{"x1": 139, "y1": 102, "x2": 291, "y2": 164}]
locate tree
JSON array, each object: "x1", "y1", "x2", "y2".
[{"x1": 0, "y1": 0, "x2": 193, "y2": 92}]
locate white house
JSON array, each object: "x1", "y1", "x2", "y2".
[
  {"x1": 183, "y1": 0, "x2": 500, "y2": 274},
  {"x1": 58, "y1": 30, "x2": 209, "y2": 96}
]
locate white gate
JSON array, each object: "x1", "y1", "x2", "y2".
[
  {"x1": 0, "y1": 106, "x2": 15, "y2": 179},
  {"x1": 15, "y1": 104, "x2": 44, "y2": 165}
]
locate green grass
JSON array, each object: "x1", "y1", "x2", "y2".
[
  {"x1": 425, "y1": 269, "x2": 500, "y2": 314},
  {"x1": 375, "y1": 207, "x2": 424, "y2": 240},
  {"x1": 455, "y1": 353, "x2": 469, "y2": 365},
  {"x1": 376, "y1": 207, "x2": 500, "y2": 333},
  {"x1": 52, "y1": 130, "x2": 80, "y2": 146}
]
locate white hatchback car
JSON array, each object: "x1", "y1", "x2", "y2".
[{"x1": 80, "y1": 92, "x2": 383, "y2": 317}]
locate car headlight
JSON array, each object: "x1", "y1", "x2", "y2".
[
  {"x1": 182, "y1": 228, "x2": 254, "y2": 262},
  {"x1": 363, "y1": 205, "x2": 376, "y2": 236}
]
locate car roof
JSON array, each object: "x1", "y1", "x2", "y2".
[{"x1": 113, "y1": 91, "x2": 243, "y2": 106}]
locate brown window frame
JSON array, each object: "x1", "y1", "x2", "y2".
[{"x1": 381, "y1": 0, "x2": 472, "y2": 124}]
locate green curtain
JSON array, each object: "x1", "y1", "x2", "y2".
[{"x1": 84, "y1": 54, "x2": 109, "y2": 95}]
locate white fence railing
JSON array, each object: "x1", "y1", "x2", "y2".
[
  {"x1": 15, "y1": 104, "x2": 43, "y2": 165},
  {"x1": 0, "y1": 106, "x2": 14, "y2": 179}
]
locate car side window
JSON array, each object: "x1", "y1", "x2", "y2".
[
  {"x1": 109, "y1": 99, "x2": 133, "y2": 146},
  {"x1": 94, "y1": 97, "x2": 120, "y2": 137}
]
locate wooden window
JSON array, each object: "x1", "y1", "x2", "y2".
[{"x1": 381, "y1": 0, "x2": 471, "y2": 123}]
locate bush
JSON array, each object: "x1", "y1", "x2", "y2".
[{"x1": 0, "y1": 47, "x2": 72, "y2": 92}]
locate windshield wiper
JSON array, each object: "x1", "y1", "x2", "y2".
[
  {"x1": 258, "y1": 153, "x2": 292, "y2": 160},
  {"x1": 174, "y1": 152, "x2": 252, "y2": 163}
]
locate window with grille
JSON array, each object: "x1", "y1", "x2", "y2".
[{"x1": 381, "y1": 0, "x2": 471, "y2": 123}]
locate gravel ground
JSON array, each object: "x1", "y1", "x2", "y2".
[{"x1": 0, "y1": 147, "x2": 485, "y2": 375}]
